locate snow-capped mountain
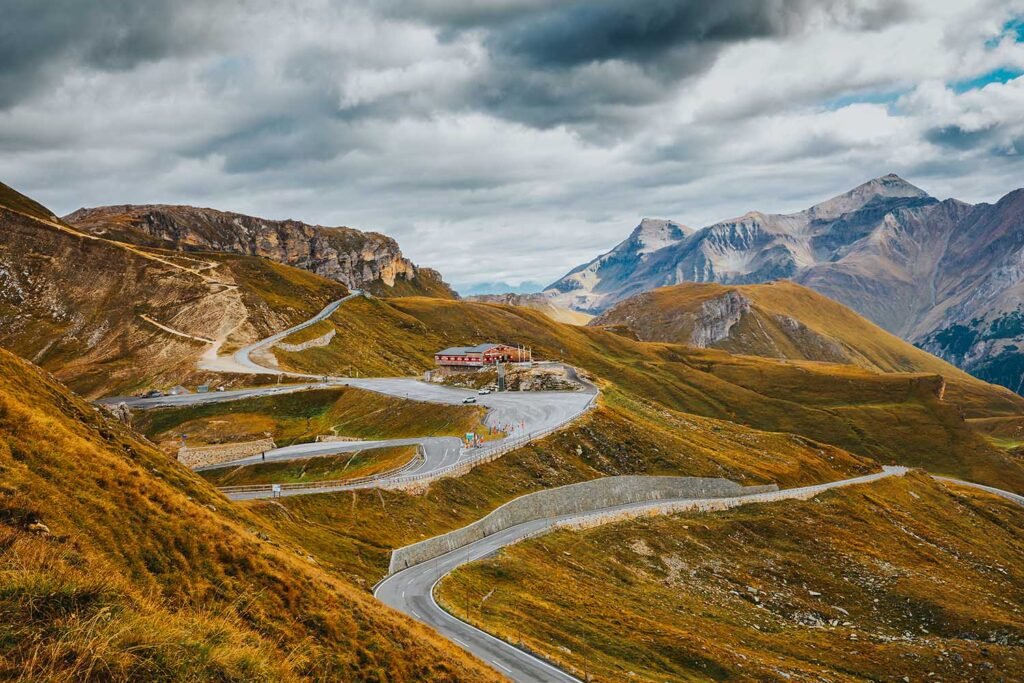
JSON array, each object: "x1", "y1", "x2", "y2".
[
  {"x1": 545, "y1": 174, "x2": 1024, "y2": 394},
  {"x1": 546, "y1": 218, "x2": 692, "y2": 312}
]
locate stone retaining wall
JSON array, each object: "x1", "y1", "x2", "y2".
[
  {"x1": 388, "y1": 475, "x2": 777, "y2": 574},
  {"x1": 276, "y1": 328, "x2": 336, "y2": 352},
  {"x1": 178, "y1": 438, "x2": 277, "y2": 469},
  {"x1": 314, "y1": 434, "x2": 362, "y2": 443}
]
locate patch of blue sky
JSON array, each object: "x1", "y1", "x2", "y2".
[
  {"x1": 985, "y1": 16, "x2": 1024, "y2": 48},
  {"x1": 951, "y1": 67, "x2": 1023, "y2": 94},
  {"x1": 820, "y1": 88, "x2": 906, "y2": 112}
]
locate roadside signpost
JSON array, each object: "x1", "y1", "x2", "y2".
[{"x1": 271, "y1": 483, "x2": 282, "y2": 498}]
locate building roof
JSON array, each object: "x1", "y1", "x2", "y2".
[{"x1": 436, "y1": 343, "x2": 503, "y2": 356}]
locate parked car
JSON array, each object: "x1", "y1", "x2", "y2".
[
  {"x1": 462, "y1": 397, "x2": 477, "y2": 404},
  {"x1": 216, "y1": 386, "x2": 226, "y2": 392},
  {"x1": 477, "y1": 389, "x2": 491, "y2": 395},
  {"x1": 144, "y1": 390, "x2": 163, "y2": 398}
]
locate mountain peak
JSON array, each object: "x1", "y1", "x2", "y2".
[
  {"x1": 808, "y1": 174, "x2": 930, "y2": 221},
  {"x1": 629, "y1": 218, "x2": 692, "y2": 255}
]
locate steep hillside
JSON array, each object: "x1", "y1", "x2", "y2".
[
  {"x1": 0, "y1": 348, "x2": 498, "y2": 681},
  {"x1": 248, "y1": 390, "x2": 877, "y2": 586},
  {"x1": 590, "y1": 281, "x2": 1022, "y2": 414},
  {"x1": 438, "y1": 472, "x2": 1024, "y2": 682},
  {"x1": 914, "y1": 188, "x2": 1024, "y2": 392},
  {"x1": 0, "y1": 181, "x2": 348, "y2": 397},
  {"x1": 271, "y1": 295, "x2": 1024, "y2": 491},
  {"x1": 65, "y1": 204, "x2": 456, "y2": 299},
  {"x1": 546, "y1": 175, "x2": 1024, "y2": 396}
]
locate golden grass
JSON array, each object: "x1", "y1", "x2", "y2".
[
  {"x1": 0, "y1": 348, "x2": 501, "y2": 681},
  {"x1": 244, "y1": 391, "x2": 876, "y2": 587},
  {"x1": 134, "y1": 386, "x2": 486, "y2": 450},
  {"x1": 198, "y1": 445, "x2": 418, "y2": 486},
  {"x1": 438, "y1": 472, "x2": 1024, "y2": 682},
  {"x1": 594, "y1": 281, "x2": 1024, "y2": 418},
  {"x1": 272, "y1": 295, "x2": 1024, "y2": 491}
]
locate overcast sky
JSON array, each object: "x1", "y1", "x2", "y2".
[{"x1": 2, "y1": 1, "x2": 1023, "y2": 292}]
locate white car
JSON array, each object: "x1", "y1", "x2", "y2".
[
  {"x1": 477, "y1": 389, "x2": 491, "y2": 395},
  {"x1": 462, "y1": 397, "x2": 477, "y2": 404}
]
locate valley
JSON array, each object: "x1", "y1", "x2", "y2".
[
  {"x1": 2, "y1": 180, "x2": 1023, "y2": 682},
  {"x1": 6, "y1": 5, "x2": 1024, "y2": 681}
]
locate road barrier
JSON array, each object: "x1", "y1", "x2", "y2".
[
  {"x1": 213, "y1": 369, "x2": 599, "y2": 499},
  {"x1": 387, "y1": 474, "x2": 779, "y2": 574},
  {"x1": 179, "y1": 438, "x2": 277, "y2": 469},
  {"x1": 376, "y1": 389, "x2": 599, "y2": 491},
  {"x1": 216, "y1": 445, "x2": 426, "y2": 496}
]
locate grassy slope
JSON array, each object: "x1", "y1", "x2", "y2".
[
  {"x1": 438, "y1": 472, "x2": 1024, "y2": 682},
  {"x1": 0, "y1": 181, "x2": 56, "y2": 221},
  {"x1": 134, "y1": 386, "x2": 486, "y2": 450},
  {"x1": 198, "y1": 445, "x2": 419, "y2": 486},
  {"x1": 248, "y1": 392, "x2": 877, "y2": 587},
  {"x1": 272, "y1": 295, "x2": 1024, "y2": 491},
  {"x1": 592, "y1": 281, "x2": 1024, "y2": 417},
  {"x1": 0, "y1": 184, "x2": 349, "y2": 397},
  {"x1": 0, "y1": 348, "x2": 499, "y2": 681}
]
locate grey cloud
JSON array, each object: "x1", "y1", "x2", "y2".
[
  {"x1": 925, "y1": 125, "x2": 997, "y2": 151},
  {"x1": 430, "y1": 0, "x2": 910, "y2": 130},
  {"x1": 0, "y1": 0, "x2": 225, "y2": 109},
  {"x1": 0, "y1": 0, "x2": 1021, "y2": 291}
]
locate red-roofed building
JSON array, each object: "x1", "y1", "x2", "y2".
[{"x1": 434, "y1": 343, "x2": 530, "y2": 368}]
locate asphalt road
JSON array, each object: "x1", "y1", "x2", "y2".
[
  {"x1": 100, "y1": 382, "x2": 336, "y2": 409},
  {"x1": 375, "y1": 467, "x2": 1024, "y2": 683},
  {"x1": 375, "y1": 468, "x2": 909, "y2": 683},
  {"x1": 934, "y1": 476, "x2": 1024, "y2": 505},
  {"x1": 100, "y1": 294, "x2": 596, "y2": 498},
  {"x1": 196, "y1": 378, "x2": 594, "y2": 499},
  {"x1": 228, "y1": 291, "x2": 362, "y2": 375}
]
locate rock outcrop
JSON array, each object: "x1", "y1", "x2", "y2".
[
  {"x1": 0, "y1": 181, "x2": 348, "y2": 397},
  {"x1": 64, "y1": 204, "x2": 456, "y2": 298}
]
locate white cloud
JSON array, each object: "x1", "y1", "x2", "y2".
[{"x1": 0, "y1": 0, "x2": 1022, "y2": 290}]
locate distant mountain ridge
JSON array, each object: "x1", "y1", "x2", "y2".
[
  {"x1": 547, "y1": 175, "x2": 1024, "y2": 394},
  {"x1": 65, "y1": 204, "x2": 456, "y2": 299},
  {"x1": 457, "y1": 281, "x2": 545, "y2": 296}
]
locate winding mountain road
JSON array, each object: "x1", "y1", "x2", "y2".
[
  {"x1": 102, "y1": 288, "x2": 1024, "y2": 683},
  {"x1": 375, "y1": 466, "x2": 1024, "y2": 683},
  {"x1": 104, "y1": 293, "x2": 596, "y2": 497}
]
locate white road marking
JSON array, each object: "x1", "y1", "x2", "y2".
[{"x1": 492, "y1": 660, "x2": 512, "y2": 673}]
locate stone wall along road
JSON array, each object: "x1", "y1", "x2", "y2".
[
  {"x1": 177, "y1": 438, "x2": 276, "y2": 469},
  {"x1": 387, "y1": 475, "x2": 778, "y2": 574}
]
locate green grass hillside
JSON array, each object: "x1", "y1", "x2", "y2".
[
  {"x1": 438, "y1": 472, "x2": 1024, "y2": 682},
  {"x1": 272, "y1": 295, "x2": 1024, "y2": 491},
  {"x1": 0, "y1": 348, "x2": 499, "y2": 681}
]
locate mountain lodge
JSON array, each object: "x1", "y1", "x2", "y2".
[{"x1": 434, "y1": 343, "x2": 530, "y2": 368}]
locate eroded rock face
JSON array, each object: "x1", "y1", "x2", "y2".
[
  {"x1": 64, "y1": 204, "x2": 453, "y2": 296},
  {"x1": 689, "y1": 291, "x2": 751, "y2": 347}
]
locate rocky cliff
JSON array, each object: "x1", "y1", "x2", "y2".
[
  {"x1": 0, "y1": 182, "x2": 349, "y2": 397},
  {"x1": 64, "y1": 204, "x2": 456, "y2": 299},
  {"x1": 553, "y1": 175, "x2": 1024, "y2": 394}
]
